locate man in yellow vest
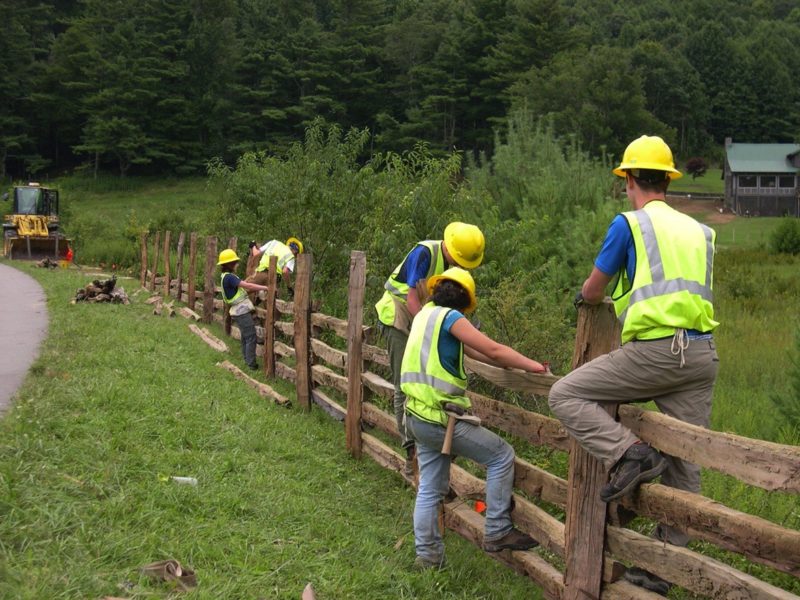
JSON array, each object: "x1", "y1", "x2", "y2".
[
  {"x1": 375, "y1": 222, "x2": 485, "y2": 476},
  {"x1": 548, "y1": 135, "x2": 719, "y2": 595},
  {"x1": 402, "y1": 268, "x2": 547, "y2": 569},
  {"x1": 246, "y1": 237, "x2": 303, "y2": 299}
]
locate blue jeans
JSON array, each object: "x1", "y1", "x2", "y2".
[
  {"x1": 233, "y1": 311, "x2": 257, "y2": 368},
  {"x1": 406, "y1": 413, "x2": 516, "y2": 563}
]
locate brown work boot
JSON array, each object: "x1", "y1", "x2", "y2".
[
  {"x1": 483, "y1": 527, "x2": 539, "y2": 553},
  {"x1": 600, "y1": 443, "x2": 667, "y2": 503},
  {"x1": 413, "y1": 555, "x2": 446, "y2": 570}
]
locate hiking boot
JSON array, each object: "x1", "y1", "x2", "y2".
[
  {"x1": 403, "y1": 447, "x2": 416, "y2": 477},
  {"x1": 413, "y1": 555, "x2": 445, "y2": 570},
  {"x1": 483, "y1": 527, "x2": 539, "y2": 553},
  {"x1": 247, "y1": 362, "x2": 259, "y2": 371},
  {"x1": 600, "y1": 443, "x2": 667, "y2": 503},
  {"x1": 624, "y1": 567, "x2": 671, "y2": 596}
]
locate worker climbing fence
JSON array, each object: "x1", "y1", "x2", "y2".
[{"x1": 142, "y1": 232, "x2": 800, "y2": 599}]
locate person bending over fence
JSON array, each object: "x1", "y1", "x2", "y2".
[
  {"x1": 401, "y1": 267, "x2": 547, "y2": 570},
  {"x1": 218, "y1": 249, "x2": 270, "y2": 371}
]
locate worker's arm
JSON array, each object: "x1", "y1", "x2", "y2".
[
  {"x1": 406, "y1": 287, "x2": 423, "y2": 316},
  {"x1": 581, "y1": 267, "x2": 613, "y2": 304},
  {"x1": 283, "y1": 268, "x2": 293, "y2": 290},
  {"x1": 238, "y1": 280, "x2": 268, "y2": 293},
  {"x1": 450, "y1": 317, "x2": 546, "y2": 373}
]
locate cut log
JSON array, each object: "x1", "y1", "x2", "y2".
[
  {"x1": 189, "y1": 324, "x2": 228, "y2": 352},
  {"x1": 216, "y1": 361, "x2": 290, "y2": 406},
  {"x1": 178, "y1": 307, "x2": 201, "y2": 321}
]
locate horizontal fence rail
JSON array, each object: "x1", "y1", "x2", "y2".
[{"x1": 142, "y1": 233, "x2": 800, "y2": 599}]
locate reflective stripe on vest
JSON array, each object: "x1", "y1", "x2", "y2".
[
  {"x1": 375, "y1": 240, "x2": 445, "y2": 327},
  {"x1": 221, "y1": 272, "x2": 248, "y2": 305},
  {"x1": 401, "y1": 303, "x2": 469, "y2": 427},
  {"x1": 612, "y1": 201, "x2": 718, "y2": 343},
  {"x1": 257, "y1": 240, "x2": 294, "y2": 272}
]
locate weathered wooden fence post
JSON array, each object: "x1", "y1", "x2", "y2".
[
  {"x1": 263, "y1": 255, "x2": 278, "y2": 378},
  {"x1": 345, "y1": 251, "x2": 367, "y2": 458},
  {"x1": 162, "y1": 230, "x2": 171, "y2": 298},
  {"x1": 150, "y1": 231, "x2": 161, "y2": 292},
  {"x1": 293, "y1": 253, "x2": 312, "y2": 411},
  {"x1": 140, "y1": 232, "x2": 148, "y2": 288},
  {"x1": 563, "y1": 299, "x2": 621, "y2": 600},
  {"x1": 175, "y1": 232, "x2": 186, "y2": 300},
  {"x1": 203, "y1": 236, "x2": 217, "y2": 324},
  {"x1": 188, "y1": 232, "x2": 197, "y2": 310},
  {"x1": 224, "y1": 237, "x2": 238, "y2": 336}
]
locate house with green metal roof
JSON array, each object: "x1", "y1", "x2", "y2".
[{"x1": 723, "y1": 138, "x2": 800, "y2": 216}]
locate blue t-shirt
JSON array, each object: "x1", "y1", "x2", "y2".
[
  {"x1": 222, "y1": 272, "x2": 241, "y2": 301},
  {"x1": 595, "y1": 214, "x2": 635, "y2": 282},
  {"x1": 395, "y1": 244, "x2": 433, "y2": 288},
  {"x1": 438, "y1": 309, "x2": 465, "y2": 377}
]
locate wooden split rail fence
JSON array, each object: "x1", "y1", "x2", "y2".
[{"x1": 142, "y1": 232, "x2": 800, "y2": 600}]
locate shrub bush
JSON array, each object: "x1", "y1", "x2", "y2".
[{"x1": 769, "y1": 217, "x2": 800, "y2": 255}]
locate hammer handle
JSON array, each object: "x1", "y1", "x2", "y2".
[{"x1": 441, "y1": 414, "x2": 456, "y2": 455}]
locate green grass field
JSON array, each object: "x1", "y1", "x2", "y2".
[
  {"x1": 0, "y1": 264, "x2": 544, "y2": 599},
  {"x1": 668, "y1": 168, "x2": 724, "y2": 194},
  {"x1": 56, "y1": 176, "x2": 219, "y2": 269}
]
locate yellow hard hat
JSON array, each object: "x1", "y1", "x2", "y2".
[
  {"x1": 286, "y1": 237, "x2": 304, "y2": 254},
  {"x1": 444, "y1": 222, "x2": 485, "y2": 269},
  {"x1": 217, "y1": 248, "x2": 240, "y2": 265},
  {"x1": 427, "y1": 267, "x2": 477, "y2": 314},
  {"x1": 613, "y1": 135, "x2": 682, "y2": 179}
]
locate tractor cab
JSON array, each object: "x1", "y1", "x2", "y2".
[{"x1": 3, "y1": 183, "x2": 71, "y2": 260}]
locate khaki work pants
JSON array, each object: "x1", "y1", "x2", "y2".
[{"x1": 548, "y1": 335, "x2": 719, "y2": 545}]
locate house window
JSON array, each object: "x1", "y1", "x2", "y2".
[
  {"x1": 760, "y1": 175, "x2": 776, "y2": 188},
  {"x1": 779, "y1": 175, "x2": 795, "y2": 188},
  {"x1": 739, "y1": 175, "x2": 757, "y2": 187}
]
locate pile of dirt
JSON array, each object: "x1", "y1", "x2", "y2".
[{"x1": 72, "y1": 275, "x2": 130, "y2": 304}]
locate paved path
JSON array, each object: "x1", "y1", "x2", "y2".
[{"x1": 0, "y1": 263, "x2": 48, "y2": 415}]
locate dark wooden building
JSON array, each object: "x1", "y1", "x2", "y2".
[{"x1": 723, "y1": 138, "x2": 800, "y2": 216}]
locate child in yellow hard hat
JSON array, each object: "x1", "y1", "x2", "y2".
[{"x1": 218, "y1": 249, "x2": 270, "y2": 370}]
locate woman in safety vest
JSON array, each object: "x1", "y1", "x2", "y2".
[
  {"x1": 401, "y1": 267, "x2": 547, "y2": 569},
  {"x1": 218, "y1": 248, "x2": 270, "y2": 370}
]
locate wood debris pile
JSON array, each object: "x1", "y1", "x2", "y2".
[
  {"x1": 72, "y1": 275, "x2": 130, "y2": 304},
  {"x1": 36, "y1": 257, "x2": 60, "y2": 268}
]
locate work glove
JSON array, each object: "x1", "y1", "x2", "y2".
[{"x1": 573, "y1": 291, "x2": 585, "y2": 309}]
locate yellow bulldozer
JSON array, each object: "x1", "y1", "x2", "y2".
[{"x1": 2, "y1": 183, "x2": 71, "y2": 260}]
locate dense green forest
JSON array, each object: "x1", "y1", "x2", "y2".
[{"x1": 2, "y1": 0, "x2": 800, "y2": 179}]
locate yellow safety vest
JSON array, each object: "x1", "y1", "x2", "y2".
[
  {"x1": 612, "y1": 201, "x2": 718, "y2": 343},
  {"x1": 221, "y1": 272, "x2": 248, "y2": 305},
  {"x1": 402, "y1": 303, "x2": 469, "y2": 427},
  {"x1": 257, "y1": 240, "x2": 294, "y2": 273},
  {"x1": 375, "y1": 240, "x2": 445, "y2": 329}
]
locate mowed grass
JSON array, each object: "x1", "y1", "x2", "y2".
[
  {"x1": 0, "y1": 263, "x2": 543, "y2": 599},
  {"x1": 668, "y1": 168, "x2": 724, "y2": 194}
]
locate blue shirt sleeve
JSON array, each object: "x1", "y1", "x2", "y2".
[
  {"x1": 594, "y1": 215, "x2": 635, "y2": 281},
  {"x1": 222, "y1": 272, "x2": 241, "y2": 300},
  {"x1": 397, "y1": 245, "x2": 432, "y2": 288},
  {"x1": 442, "y1": 309, "x2": 464, "y2": 333}
]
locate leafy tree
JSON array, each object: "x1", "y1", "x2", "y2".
[
  {"x1": 685, "y1": 157, "x2": 708, "y2": 180},
  {"x1": 0, "y1": 0, "x2": 53, "y2": 179},
  {"x1": 510, "y1": 45, "x2": 671, "y2": 158}
]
